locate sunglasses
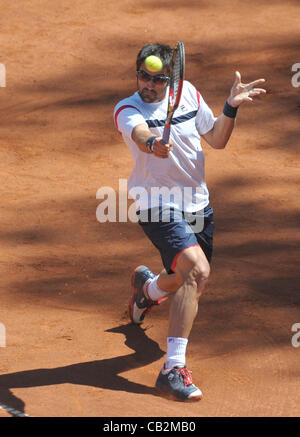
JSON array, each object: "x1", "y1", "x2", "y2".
[{"x1": 136, "y1": 70, "x2": 170, "y2": 84}]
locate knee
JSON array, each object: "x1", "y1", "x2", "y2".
[
  {"x1": 189, "y1": 259, "x2": 210, "y2": 287},
  {"x1": 174, "y1": 246, "x2": 210, "y2": 291}
]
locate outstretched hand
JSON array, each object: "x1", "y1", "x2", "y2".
[{"x1": 227, "y1": 71, "x2": 266, "y2": 108}]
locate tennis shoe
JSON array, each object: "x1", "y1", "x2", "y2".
[
  {"x1": 129, "y1": 265, "x2": 167, "y2": 324},
  {"x1": 155, "y1": 366, "x2": 202, "y2": 402}
]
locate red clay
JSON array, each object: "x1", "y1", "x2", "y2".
[{"x1": 0, "y1": 0, "x2": 299, "y2": 417}]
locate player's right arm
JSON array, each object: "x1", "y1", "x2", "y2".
[{"x1": 132, "y1": 124, "x2": 172, "y2": 159}]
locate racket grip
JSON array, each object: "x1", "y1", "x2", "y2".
[{"x1": 162, "y1": 125, "x2": 170, "y2": 144}]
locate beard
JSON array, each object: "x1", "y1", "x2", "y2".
[{"x1": 139, "y1": 88, "x2": 158, "y2": 103}]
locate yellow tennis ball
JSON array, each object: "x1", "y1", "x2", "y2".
[{"x1": 145, "y1": 55, "x2": 163, "y2": 72}]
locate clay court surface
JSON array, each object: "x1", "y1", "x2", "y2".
[{"x1": 0, "y1": 0, "x2": 299, "y2": 418}]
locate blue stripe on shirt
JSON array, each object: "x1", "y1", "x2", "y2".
[{"x1": 146, "y1": 110, "x2": 198, "y2": 128}]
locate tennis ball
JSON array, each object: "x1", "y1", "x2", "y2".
[{"x1": 145, "y1": 55, "x2": 163, "y2": 72}]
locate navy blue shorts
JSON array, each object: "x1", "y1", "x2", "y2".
[{"x1": 137, "y1": 205, "x2": 214, "y2": 274}]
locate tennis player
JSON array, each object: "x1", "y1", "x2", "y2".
[{"x1": 113, "y1": 43, "x2": 266, "y2": 401}]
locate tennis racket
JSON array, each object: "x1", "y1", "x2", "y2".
[{"x1": 162, "y1": 41, "x2": 185, "y2": 144}]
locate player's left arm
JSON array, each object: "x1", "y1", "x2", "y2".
[{"x1": 202, "y1": 71, "x2": 266, "y2": 149}]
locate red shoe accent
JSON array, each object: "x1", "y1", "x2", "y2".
[{"x1": 176, "y1": 367, "x2": 193, "y2": 386}]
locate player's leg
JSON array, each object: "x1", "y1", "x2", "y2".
[
  {"x1": 168, "y1": 244, "x2": 209, "y2": 338},
  {"x1": 129, "y1": 206, "x2": 212, "y2": 325},
  {"x1": 153, "y1": 206, "x2": 213, "y2": 300},
  {"x1": 129, "y1": 207, "x2": 197, "y2": 325},
  {"x1": 155, "y1": 210, "x2": 214, "y2": 401},
  {"x1": 156, "y1": 268, "x2": 181, "y2": 292},
  {"x1": 155, "y1": 245, "x2": 209, "y2": 402},
  {"x1": 129, "y1": 205, "x2": 213, "y2": 400}
]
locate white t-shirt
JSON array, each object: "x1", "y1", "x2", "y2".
[{"x1": 113, "y1": 80, "x2": 216, "y2": 212}]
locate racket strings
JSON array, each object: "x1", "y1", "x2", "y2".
[
  {"x1": 171, "y1": 45, "x2": 184, "y2": 105},
  {"x1": 162, "y1": 42, "x2": 184, "y2": 143},
  {"x1": 172, "y1": 53, "x2": 181, "y2": 99}
]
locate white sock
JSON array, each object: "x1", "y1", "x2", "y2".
[
  {"x1": 147, "y1": 275, "x2": 170, "y2": 301},
  {"x1": 163, "y1": 337, "x2": 188, "y2": 373}
]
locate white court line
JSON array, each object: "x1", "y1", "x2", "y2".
[
  {"x1": 0, "y1": 403, "x2": 28, "y2": 417},
  {"x1": 0, "y1": 63, "x2": 6, "y2": 87}
]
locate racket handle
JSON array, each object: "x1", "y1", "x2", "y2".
[{"x1": 162, "y1": 125, "x2": 170, "y2": 144}]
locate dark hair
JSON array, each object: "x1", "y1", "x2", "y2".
[{"x1": 136, "y1": 43, "x2": 173, "y2": 74}]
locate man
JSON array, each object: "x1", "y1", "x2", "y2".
[{"x1": 113, "y1": 43, "x2": 266, "y2": 401}]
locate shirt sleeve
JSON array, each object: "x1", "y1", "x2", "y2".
[
  {"x1": 114, "y1": 104, "x2": 146, "y2": 138},
  {"x1": 195, "y1": 93, "x2": 217, "y2": 135}
]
